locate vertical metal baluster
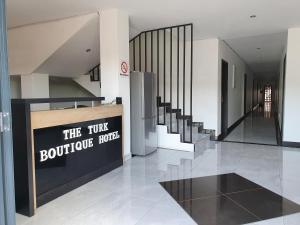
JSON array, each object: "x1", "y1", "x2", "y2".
[
  {"x1": 145, "y1": 32, "x2": 147, "y2": 72},
  {"x1": 190, "y1": 25, "x2": 193, "y2": 143},
  {"x1": 177, "y1": 27, "x2": 180, "y2": 133},
  {"x1": 139, "y1": 34, "x2": 141, "y2": 71},
  {"x1": 151, "y1": 31, "x2": 153, "y2": 73},
  {"x1": 164, "y1": 29, "x2": 166, "y2": 125},
  {"x1": 183, "y1": 26, "x2": 186, "y2": 142},
  {"x1": 133, "y1": 39, "x2": 136, "y2": 71},
  {"x1": 170, "y1": 28, "x2": 173, "y2": 133},
  {"x1": 157, "y1": 30, "x2": 160, "y2": 124}
]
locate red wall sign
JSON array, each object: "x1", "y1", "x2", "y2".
[{"x1": 120, "y1": 60, "x2": 129, "y2": 76}]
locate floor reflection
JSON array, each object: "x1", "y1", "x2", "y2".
[{"x1": 264, "y1": 102, "x2": 272, "y2": 118}]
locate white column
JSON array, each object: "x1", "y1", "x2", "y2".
[
  {"x1": 21, "y1": 73, "x2": 50, "y2": 111},
  {"x1": 100, "y1": 9, "x2": 131, "y2": 159}
]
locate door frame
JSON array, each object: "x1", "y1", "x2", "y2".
[
  {"x1": 244, "y1": 73, "x2": 247, "y2": 115},
  {"x1": 281, "y1": 55, "x2": 287, "y2": 140},
  {"x1": 0, "y1": 0, "x2": 16, "y2": 224},
  {"x1": 220, "y1": 60, "x2": 229, "y2": 139}
]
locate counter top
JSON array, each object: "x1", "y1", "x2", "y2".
[{"x1": 31, "y1": 104, "x2": 123, "y2": 129}]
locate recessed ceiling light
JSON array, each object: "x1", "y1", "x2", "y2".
[
  {"x1": 250, "y1": 15, "x2": 257, "y2": 19},
  {"x1": 256, "y1": 48, "x2": 261, "y2": 50},
  {"x1": 86, "y1": 48, "x2": 91, "y2": 53}
]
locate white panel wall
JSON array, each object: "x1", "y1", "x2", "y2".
[
  {"x1": 283, "y1": 28, "x2": 300, "y2": 143},
  {"x1": 219, "y1": 41, "x2": 254, "y2": 130},
  {"x1": 73, "y1": 75, "x2": 101, "y2": 97},
  {"x1": 192, "y1": 39, "x2": 219, "y2": 132},
  {"x1": 10, "y1": 76, "x2": 21, "y2": 98},
  {"x1": 21, "y1": 73, "x2": 50, "y2": 111}
]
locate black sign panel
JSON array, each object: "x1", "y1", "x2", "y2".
[{"x1": 33, "y1": 116, "x2": 122, "y2": 205}]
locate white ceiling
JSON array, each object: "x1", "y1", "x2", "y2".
[
  {"x1": 7, "y1": 0, "x2": 300, "y2": 39},
  {"x1": 35, "y1": 16, "x2": 100, "y2": 77},
  {"x1": 7, "y1": 0, "x2": 300, "y2": 78},
  {"x1": 225, "y1": 32, "x2": 287, "y2": 76}
]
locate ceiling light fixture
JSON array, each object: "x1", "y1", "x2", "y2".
[
  {"x1": 256, "y1": 48, "x2": 261, "y2": 50},
  {"x1": 250, "y1": 15, "x2": 257, "y2": 19}
]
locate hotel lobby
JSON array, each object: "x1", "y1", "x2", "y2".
[{"x1": 1, "y1": 0, "x2": 300, "y2": 225}]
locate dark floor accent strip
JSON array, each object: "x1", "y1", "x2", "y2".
[{"x1": 219, "y1": 140, "x2": 279, "y2": 147}]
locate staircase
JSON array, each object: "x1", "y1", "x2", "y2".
[
  {"x1": 73, "y1": 64, "x2": 101, "y2": 97},
  {"x1": 129, "y1": 24, "x2": 215, "y2": 149}
]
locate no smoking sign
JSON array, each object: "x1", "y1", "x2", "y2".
[{"x1": 120, "y1": 60, "x2": 129, "y2": 76}]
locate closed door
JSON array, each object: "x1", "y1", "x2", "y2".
[
  {"x1": 221, "y1": 60, "x2": 229, "y2": 138},
  {"x1": 244, "y1": 74, "x2": 247, "y2": 115}
]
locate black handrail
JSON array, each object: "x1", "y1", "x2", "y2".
[
  {"x1": 11, "y1": 97, "x2": 105, "y2": 104},
  {"x1": 129, "y1": 23, "x2": 194, "y2": 143},
  {"x1": 88, "y1": 64, "x2": 101, "y2": 85}
]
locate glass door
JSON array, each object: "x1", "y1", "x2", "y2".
[
  {"x1": 264, "y1": 85, "x2": 272, "y2": 117},
  {"x1": 0, "y1": 0, "x2": 16, "y2": 224}
]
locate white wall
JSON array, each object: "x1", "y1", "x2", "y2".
[
  {"x1": 21, "y1": 73, "x2": 50, "y2": 111},
  {"x1": 218, "y1": 41, "x2": 254, "y2": 130},
  {"x1": 10, "y1": 76, "x2": 21, "y2": 98},
  {"x1": 192, "y1": 39, "x2": 219, "y2": 132},
  {"x1": 73, "y1": 75, "x2": 101, "y2": 97},
  {"x1": 283, "y1": 28, "x2": 300, "y2": 143}
]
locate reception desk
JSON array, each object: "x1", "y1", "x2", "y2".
[{"x1": 11, "y1": 98, "x2": 123, "y2": 216}]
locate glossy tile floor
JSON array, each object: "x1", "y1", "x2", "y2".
[
  {"x1": 161, "y1": 173, "x2": 300, "y2": 225},
  {"x1": 16, "y1": 140, "x2": 300, "y2": 225},
  {"x1": 224, "y1": 106, "x2": 277, "y2": 145}
]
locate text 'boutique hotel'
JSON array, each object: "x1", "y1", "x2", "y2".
[{"x1": 1, "y1": 0, "x2": 300, "y2": 225}]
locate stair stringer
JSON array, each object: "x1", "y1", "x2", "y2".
[{"x1": 73, "y1": 75, "x2": 101, "y2": 97}]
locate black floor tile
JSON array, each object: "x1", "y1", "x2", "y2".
[
  {"x1": 227, "y1": 188, "x2": 300, "y2": 220},
  {"x1": 217, "y1": 173, "x2": 262, "y2": 194},
  {"x1": 160, "y1": 173, "x2": 300, "y2": 224},
  {"x1": 160, "y1": 176, "x2": 221, "y2": 201},
  {"x1": 179, "y1": 195, "x2": 259, "y2": 225},
  {"x1": 160, "y1": 173, "x2": 262, "y2": 201}
]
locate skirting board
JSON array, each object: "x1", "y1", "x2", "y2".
[
  {"x1": 157, "y1": 125, "x2": 194, "y2": 152},
  {"x1": 282, "y1": 141, "x2": 300, "y2": 148},
  {"x1": 123, "y1": 153, "x2": 132, "y2": 161}
]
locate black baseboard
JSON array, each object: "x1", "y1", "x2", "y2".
[
  {"x1": 282, "y1": 141, "x2": 300, "y2": 148},
  {"x1": 274, "y1": 114, "x2": 282, "y2": 145},
  {"x1": 227, "y1": 116, "x2": 245, "y2": 134},
  {"x1": 218, "y1": 111, "x2": 251, "y2": 141}
]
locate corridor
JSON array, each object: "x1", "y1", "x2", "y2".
[{"x1": 224, "y1": 104, "x2": 278, "y2": 145}]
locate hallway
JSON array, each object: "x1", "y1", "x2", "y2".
[{"x1": 224, "y1": 105, "x2": 278, "y2": 145}]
